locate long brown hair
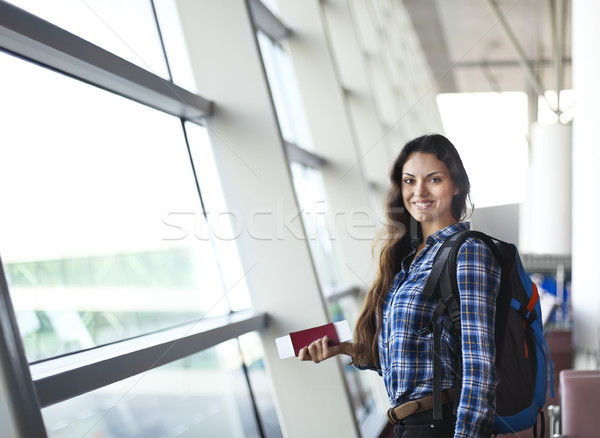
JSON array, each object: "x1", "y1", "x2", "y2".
[{"x1": 351, "y1": 134, "x2": 471, "y2": 367}]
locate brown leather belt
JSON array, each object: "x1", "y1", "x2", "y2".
[{"x1": 387, "y1": 388, "x2": 456, "y2": 424}]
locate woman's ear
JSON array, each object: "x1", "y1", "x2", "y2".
[{"x1": 454, "y1": 186, "x2": 460, "y2": 196}]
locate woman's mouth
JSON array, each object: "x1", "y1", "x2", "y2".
[{"x1": 414, "y1": 200, "x2": 434, "y2": 210}]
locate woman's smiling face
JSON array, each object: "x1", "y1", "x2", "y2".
[{"x1": 401, "y1": 152, "x2": 460, "y2": 234}]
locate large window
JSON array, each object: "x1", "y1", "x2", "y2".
[
  {"x1": 0, "y1": 52, "x2": 231, "y2": 361},
  {"x1": 0, "y1": 2, "x2": 279, "y2": 436}
]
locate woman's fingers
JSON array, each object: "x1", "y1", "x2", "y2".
[
  {"x1": 321, "y1": 336, "x2": 331, "y2": 358},
  {"x1": 306, "y1": 336, "x2": 329, "y2": 363},
  {"x1": 307, "y1": 339, "x2": 320, "y2": 362},
  {"x1": 298, "y1": 346, "x2": 310, "y2": 361},
  {"x1": 298, "y1": 339, "x2": 354, "y2": 363},
  {"x1": 298, "y1": 336, "x2": 340, "y2": 363}
]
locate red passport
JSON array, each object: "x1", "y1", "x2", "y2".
[
  {"x1": 275, "y1": 320, "x2": 352, "y2": 359},
  {"x1": 289, "y1": 322, "x2": 341, "y2": 357}
]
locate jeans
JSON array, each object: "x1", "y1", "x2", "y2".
[{"x1": 393, "y1": 403, "x2": 456, "y2": 438}]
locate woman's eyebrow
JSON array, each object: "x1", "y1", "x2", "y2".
[{"x1": 402, "y1": 171, "x2": 444, "y2": 177}]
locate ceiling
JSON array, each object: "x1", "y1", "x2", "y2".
[{"x1": 403, "y1": 0, "x2": 571, "y2": 96}]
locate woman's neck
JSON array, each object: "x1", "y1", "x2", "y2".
[{"x1": 420, "y1": 219, "x2": 458, "y2": 242}]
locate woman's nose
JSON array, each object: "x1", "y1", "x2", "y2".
[{"x1": 415, "y1": 181, "x2": 428, "y2": 196}]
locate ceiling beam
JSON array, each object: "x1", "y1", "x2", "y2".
[
  {"x1": 482, "y1": 0, "x2": 558, "y2": 112},
  {"x1": 550, "y1": 0, "x2": 568, "y2": 111},
  {"x1": 454, "y1": 57, "x2": 571, "y2": 69}
]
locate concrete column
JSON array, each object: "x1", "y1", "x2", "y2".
[
  {"x1": 572, "y1": 0, "x2": 600, "y2": 367},
  {"x1": 174, "y1": 0, "x2": 358, "y2": 436},
  {"x1": 526, "y1": 122, "x2": 572, "y2": 255}
]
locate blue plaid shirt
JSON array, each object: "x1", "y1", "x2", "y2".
[{"x1": 377, "y1": 222, "x2": 501, "y2": 437}]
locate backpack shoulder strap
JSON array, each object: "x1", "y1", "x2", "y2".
[
  {"x1": 422, "y1": 229, "x2": 501, "y2": 421},
  {"x1": 423, "y1": 230, "x2": 500, "y2": 296},
  {"x1": 423, "y1": 230, "x2": 498, "y2": 324}
]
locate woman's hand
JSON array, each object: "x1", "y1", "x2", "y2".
[{"x1": 298, "y1": 337, "x2": 354, "y2": 363}]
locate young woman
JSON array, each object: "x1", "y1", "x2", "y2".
[{"x1": 299, "y1": 134, "x2": 501, "y2": 437}]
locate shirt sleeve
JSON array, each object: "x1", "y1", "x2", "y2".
[
  {"x1": 353, "y1": 363, "x2": 382, "y2": 375},
  {"x1": 454, "y1": 238, "x2": 501, "y2": 438}
]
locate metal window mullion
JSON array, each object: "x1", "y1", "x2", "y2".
[
  {"x1": 0, "y1": 260, "x2": 47, "y2": 437},
  {"x1": 31, "y1": 310, "x2": 268, "y2": 408},
  {"x1": 323, "y1": 285, "x2": 361, "y2": 302},
  {"x1": 284, "y1": 141, "x2": 327, "y2": 169},
  {"x1": 248, "y1": 0, "x2": 291, "y2": 42},
  {"x1": 0, "y1": 1, "x2": 213, "y2": 124},
  {"x1": 237, "y1": 338, "x2": 267, "y2": 438}
]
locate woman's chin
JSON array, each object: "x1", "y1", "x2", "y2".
[{"x1": 412, "y1": 212, "x2": 435, "y2": 223}]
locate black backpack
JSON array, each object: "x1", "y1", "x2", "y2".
[{"x1": 422, "y1": 230, "x2": 554, "y2": 436}]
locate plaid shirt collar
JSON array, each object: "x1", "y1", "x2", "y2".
[{"x1": 410, "y1": 221, "x2": 470, "y2": 250}]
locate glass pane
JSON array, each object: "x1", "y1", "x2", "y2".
[
  {"x1": 153, "y1": 0, "x2": 198, "y2": 92},
  {"x1": 238, "y1": 332, "x2": 283, "y2": 438},
  {"x1": 7, "y1": 0, "x2": 170, "y2": 79},
  {"x1": 289, "y1": 162, "x2": 344, "y2": 289},
  {"x1": 41, "y1": 340, "x2": 261, "y2": 437},
  {"x1": 257, "y1": 31, "x2": 313, "y2": 150},
  {"x1": 0, "y1": 52, "x2": 228, "y2": 362},
  {"x1": 329, "y1": 296, "x2": 377, "y2": 423},
  {"x1": 186, "y1": 123, "x2": 252, "y2": 312}
]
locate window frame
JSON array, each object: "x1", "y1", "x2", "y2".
[
  {"x1": 31, "y1": 309, "x2": 267, "y2": 408},
  {"x1": 0, "y1": 3, "x2": 268, "y2": 437},
  {"x1": 0, "y1": 1, "x2": 213, "y2": 123}
]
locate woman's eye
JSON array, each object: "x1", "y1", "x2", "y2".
[
  {"x1": 429, "y1": 177, "x2": 441, "y2": 183},
  {"x1": 403, "y1": 178, "x2": 414, "y2": 185}
]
